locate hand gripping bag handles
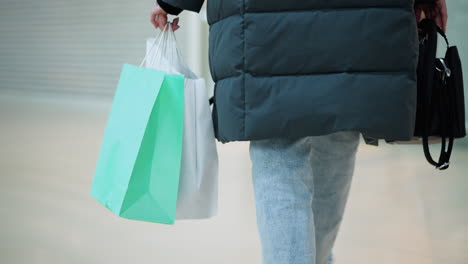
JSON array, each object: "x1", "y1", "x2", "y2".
[
  {"x1": 387, "y1": 19, "x2": 466, "y2": 170},
  {"x1": 90, "y1": 22, "x2": 185, "y2": 224},
  {"x1": 144, "y1": 22, "x2": 219, "y2": 220}
]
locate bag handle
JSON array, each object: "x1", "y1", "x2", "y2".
[
  {"x1": 139, "y1": 22, "x2": 172, "y2": 67},
  {"x1": 435, "y1": 24, "x2": 449, "y2": 48},
  {"x1": 418, "y1": 18, "x2": 449, "y2": 48}
]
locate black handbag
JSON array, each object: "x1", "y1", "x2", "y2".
[{"x1": 386, "y1": 19, "x2": 466, "y2": 170}]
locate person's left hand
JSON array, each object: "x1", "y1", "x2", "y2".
[
  {"x1": 150, "y1": 5, "x2": 180, "y2": 31},
  {"x1": 414, "y1": 0, "x2": 448, "y2": 32}
]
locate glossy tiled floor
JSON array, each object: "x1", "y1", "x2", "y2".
[{"x1": 1, "y1": 93, "x2": 467, "y2": 264}]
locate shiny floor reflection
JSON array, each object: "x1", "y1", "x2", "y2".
[{"x1": 1, "y1": 94, "x2": 467, "y2": 264}]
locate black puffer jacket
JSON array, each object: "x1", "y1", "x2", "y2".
[
  {"x1": 158, "y1": 0, "x2": 437, "y2": 15},
  {"x1": 157, "y1": 0, "x2": 421, "y2": 146}
]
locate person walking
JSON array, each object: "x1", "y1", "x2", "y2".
[{"x1": 150, "y1": 1, "x2": 448, "y2": 263}]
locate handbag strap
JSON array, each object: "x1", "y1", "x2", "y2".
[{"x1": 435, "y1": 24, "x2": 449, "y2": 48}]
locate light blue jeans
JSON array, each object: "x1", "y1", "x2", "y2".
[{"x1": 249, "y1": 130, "x2": 361, "y2": 264}]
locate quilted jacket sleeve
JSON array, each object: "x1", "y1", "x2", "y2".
[
  {"x1": 414, "y1": 0, "x2": 436, "y2": 4},
  {"x1": 158, "y1": 0, "x2": 205, "y2": 14},
  {"x1": 157, "y1": 0, "x2": 183, "y2": 15}
]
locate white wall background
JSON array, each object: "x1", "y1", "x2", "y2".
[{"x1": 0, "y1": 0, "x2": 213, "y2": 97}]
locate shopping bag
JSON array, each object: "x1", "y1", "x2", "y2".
[
  {"x1": 90, "y1": 27, "x2": 185, "y2": 224},
  {"x1": 145, "y1": 22, "x2": 219, "y2": 219}
]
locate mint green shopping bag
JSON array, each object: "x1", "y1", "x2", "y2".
[{"x1": 90, "y1": 63, "x2": 184, "y2": 225}]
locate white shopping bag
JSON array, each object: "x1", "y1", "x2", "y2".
[{"x1": 144, "y1": 22, "x2": 219, "y2": 219}]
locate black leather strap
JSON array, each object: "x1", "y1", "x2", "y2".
[{"x1": 436, "y1": 25, "x2": 449, "y2": 47}]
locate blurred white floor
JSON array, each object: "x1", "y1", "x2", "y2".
[{"x1": 1, "y1": 93, "x2": 467, "y2": 264}]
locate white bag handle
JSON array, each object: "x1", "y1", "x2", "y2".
[
  {"x1": 139, "y1": 21, "x2": 198, "y2": 79},
  {"x1": 139, "y1": 22, "x2": 171, "y2": 67}
]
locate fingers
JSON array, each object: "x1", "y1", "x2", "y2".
[
  {"x1": 172, "y1": 17, "x2": 180, "y2": 31},
  {"x1": 433, "y1": 5, "x2": 447, "y2": 32},
  {"x1": 414, "y1": 6, "x2": 422, "y2": 22},
  {"x1": 150, "y1": 9, "x2": 159, "y2": 29},
  {"x1": 150, "y1": 6, "x2": 169, "y2": 31},
  {"x1": 423, "y1": 5, "x2": 436, "y2": 20},
  {"x1": 157, "y1": 14, "x2": 168, "y2": 31},
  {"x1": 417, "y1": 1, "x2": 448, "y2": 32},
  {"x1": 435, "y1": 15, "x2": 443, "y2": 33},
  {"x1": 438, "y1": 0, "x2": 448, "y2": 32},
  {"x1": 150, "y1": 8, "x2": 181, "y2": 31}
]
